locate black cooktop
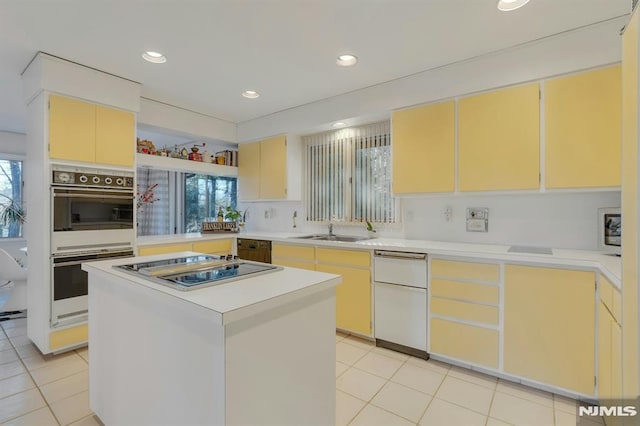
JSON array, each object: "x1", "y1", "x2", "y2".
[{"x1": 114, "y1": 255, "x2": 281, "y2": 291}]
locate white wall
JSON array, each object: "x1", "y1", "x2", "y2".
[
  {"x1": 0, "y1": 131, "x2": 26, "y2": 156},
  {"x1": 138, "y1": 98, "x2": 237, "y2": 143},
  {"x1": 402, "y1": 192, "x2": 621, "y2": 250}
]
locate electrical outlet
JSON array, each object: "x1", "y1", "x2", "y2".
[
  {"x1": 444, "y1": 206, "x2": 453, "y2": 222},
  {"x1": 466, "y1": 208, "x2": 489, "y2": 232}
]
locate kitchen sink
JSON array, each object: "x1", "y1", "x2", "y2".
[{"x1": 290, "y1": 234, "x2": 373, "y2": 242}]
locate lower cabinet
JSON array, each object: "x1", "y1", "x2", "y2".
[
  {"x1": 429, "y1": 258, "x2": 501, "y2": 369},
  {"x1": 598, "y1": 274, "x2": 623, "y2": 422},
  {"x1": 272, "y1": 243, "x2": 316, "y2": 271},
  {"x1": 50, "y1": 324, "x2": 88, "y2": 351},
  {"x1": 316, "y1": 248, "x2": 371, "y2": 336},
  {"x1": 430, "y1": 318, "x2": 499, "y2": 368},
  {"x1": 504, "y1": 265, "x2": 595, "y2": 395},
  {"x1": 138, "y1": 239, "x2": 232, "y2": 256}
]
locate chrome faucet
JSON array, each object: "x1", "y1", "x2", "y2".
[{"x1": 328, "y1": 215, "x2": 336, "y2": 236}]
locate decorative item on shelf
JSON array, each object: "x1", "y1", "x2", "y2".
[
  {"x1": 159, "y1": 146, "x2": 169, "y2": 157},
  {"x1": 136, "y1": 183, "x2": 160, "y2": 212},
  {"x1": 136, "y1": 138, "x2": 156, "y2": 155},
  {"x1": 180, "y1": 147, "x2": 189, "y2": 160},
  {"x1": 213, "y1": 150, "x2": 239, "y2": 167},
  {"x1": 188, "y1": 145, "x2": 203, "y2": 162},
  {"x1": 215, "y1": 152, "x2": 226, "y2": 165},
  {"x1": 171, "y1": 145, "x2": 181, "y2": 159},
  {"x1": 201, "y1": 221, "x2": 237, "y2": 233},
  {"x1": 217, "y1": 207, "x2": 224, "y2": 223}
]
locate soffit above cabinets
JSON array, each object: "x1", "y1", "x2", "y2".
[{"x1": 0, "y1": 0, "x2": 631, "y2": 134}]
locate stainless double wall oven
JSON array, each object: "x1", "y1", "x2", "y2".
[{"x1": 50, "y1": 165, "x2": 135, "y2": 327}]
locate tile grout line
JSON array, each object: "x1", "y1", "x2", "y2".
[
  {"x1": 347, "y1": 356, "x2": 409, "y2": 426},
  {"x1": 2, "y1": 324, "x2": 63, "y2": 426}
]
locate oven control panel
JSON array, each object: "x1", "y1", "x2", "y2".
[{"x1": 52, "y1": 168, "x2": 134, "y2": 189}]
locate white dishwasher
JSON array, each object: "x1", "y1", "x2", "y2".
[{"x1": 374, "y1": 250, "x2": 428, "y2": 358}]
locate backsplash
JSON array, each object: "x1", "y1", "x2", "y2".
[
  {"x1": 240, "y1": 191, "x2": 620, "y2": 250},
  {"x1": 402, "y1": 191, "x2": 620, "y2": 250}
]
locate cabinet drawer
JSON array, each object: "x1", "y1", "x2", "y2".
[
  {"x1": 192, "y1": 239, "x2": 232, "y2": 255},
  {"x1": 431, "y1": 259, "x2": 499, "y2": 282},
  {"x1": 430, "y1": 318, "x2": 498, "y2": 368},
  {"x1": 431, "y1": 297, "x2": 499, "y2": 325},
  {"x1": 316, "y1": 248, "x2": 370, "y2": 268},
  {"x1": 138, "y1": 243, "x2": 192, "y2": 256},
  {"x1": 431, "y1": 278, "x2": 499, "y2": 305},
  {"x1": 50, "y1": 324, "x2": 88, "y2": 350},
  {"x1": 273, "y1": 244, "x2": 315, "y2": 261},
  {"x1": 272, "y1": 258, "x2": 315, "y2": 271}
]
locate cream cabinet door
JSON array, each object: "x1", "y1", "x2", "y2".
[
  {"x1": 138, "y1": 243, "x2": 192, "y2": 256},
  {"x1": 238, "y1": 141, "x2": 261, "y2": 200},
  {"x1": 316, "y1": 247, "x2": 371, "y2": 335},
  {"x1": 458, "y1": 84, "x2": 540, "y2": 191},
  {"x1": 392, "y1": 101, "x2": 455, "y2": 193},
  {"x1": 49, "y1": 95, "x2": 96, "y2": 163},
  {"x1": 259, "y1": 136, "x2": 287, "y2": 199},
  {"x1": 95, "y1": 105, "x2": 135, "y2": 167},
  {"x1": 545, "y1": 66, "x2": 621, "y2": 188},
  {"x1": 316, "y1": 263, "x2": 371, "y2": 335},
  {"x1": 504, "y1": 265, "x2": 595, "y2": 395}
]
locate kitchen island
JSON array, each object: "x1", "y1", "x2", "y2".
[{"x1": 82, "y1": 252, "x2": 341, "y2": 426}]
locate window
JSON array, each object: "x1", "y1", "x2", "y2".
[
  {"x1": 184, "y1": 174, "x2": 237, "y2": 232},
  {"x1": 304, "y1": 121, "x2": 395, "y2": 224},
  {"x1": 0, "y1": 159, "x2": 23, "y2": 238},
  {"x1": 136, "y1": 169, "x2": 238, "y2": 236}
]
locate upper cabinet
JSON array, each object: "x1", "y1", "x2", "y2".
[
  {"x1": 392, "y1": 100, "x2": 455, "y2": 194},
  {"x1": 259, "y1": 136, "x2": 287, "y2": 199},
  {"x1": 544, "y1": 66, "x2": 622, "y2": 189},
  {"x1": 458, "y1": 83, "x2": 540, "y2": 192},
  {"x1": 238, "y1": 140, "x2": 262, "y2": 200},
  {"x1": 49, "y1": 95, "x2": 135, "y2": 167},
  {"x1": 95, "y1": 105, "x2": 135, "y2": 167},
  {"x1": 238, "y1": 135, "x2": 301, "y2": 201}
]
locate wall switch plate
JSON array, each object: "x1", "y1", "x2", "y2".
[{"x1": 466, "y1": 208, "x2": 489, "y2": 232}]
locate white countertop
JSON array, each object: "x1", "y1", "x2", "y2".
[
  {"x1": 135, "y1": 231, "x2": 622, "y2": 288},
  {"x1": 83, "y1": 251, "x2": 341, "y2": 324}
]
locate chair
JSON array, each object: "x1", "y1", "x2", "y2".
[{"x1": 0, "y1": 248, "x2": 27, "y2": 313}]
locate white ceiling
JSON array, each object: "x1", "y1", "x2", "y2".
[{"x1": 0, "y1": 0, "x2": 631, "y2": 135}]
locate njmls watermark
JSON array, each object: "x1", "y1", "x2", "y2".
[{"x1": 578, "y1": 405, "x2": 638, "y2": 417}]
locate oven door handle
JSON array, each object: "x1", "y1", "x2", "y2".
[
  {"x1": 53, "y1": 259, "x2": 90, "y2": 267},
  {"x1": 53, "y1": 193, "x2": 134, "y2": 200}
]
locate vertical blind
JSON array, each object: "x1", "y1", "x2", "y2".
[{"x1": 304, "y1": 121, "x2": 395, "y2": 223}]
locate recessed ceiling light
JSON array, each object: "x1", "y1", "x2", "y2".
[
  {"x1": 336, "y1": 54, "x2": 358, "y2": 67},
  {"x1": 142, "y1": 51, "x2": 167, "y2": 63},
  {"x1": 497, "y1": 0, "x2": 530, "y2": 11},
  {"x1": 242, "y1": 90, "x2": 260, "y2": 99},
  {"x1": 332, "y1": 122, "x2": 346, "y2": 128}
]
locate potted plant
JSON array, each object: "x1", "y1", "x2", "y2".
[
  {"x1": 366, "y1": 220, "x2": 377, "y2": 238},
  {"x1": 224, "y1": 206, "x2": 244, "y2": 232},
  {"x1": 0, "y1": 194, "x2": 25, "y2": 237}
]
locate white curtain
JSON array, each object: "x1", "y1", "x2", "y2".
[
  {"x1": 304, "y1": 121, "x2": 395, "y2": 223},
  {"x1": 137, "y1": 168, "x2": 171, "y2": 236}
]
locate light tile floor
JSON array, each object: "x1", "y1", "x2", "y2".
[
  {"x1": 0, "y1": 319, "x2": 603, "y2": 426},
  {"x1": 335, "y1": 332, "x2": 604, "y2": 426}
]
